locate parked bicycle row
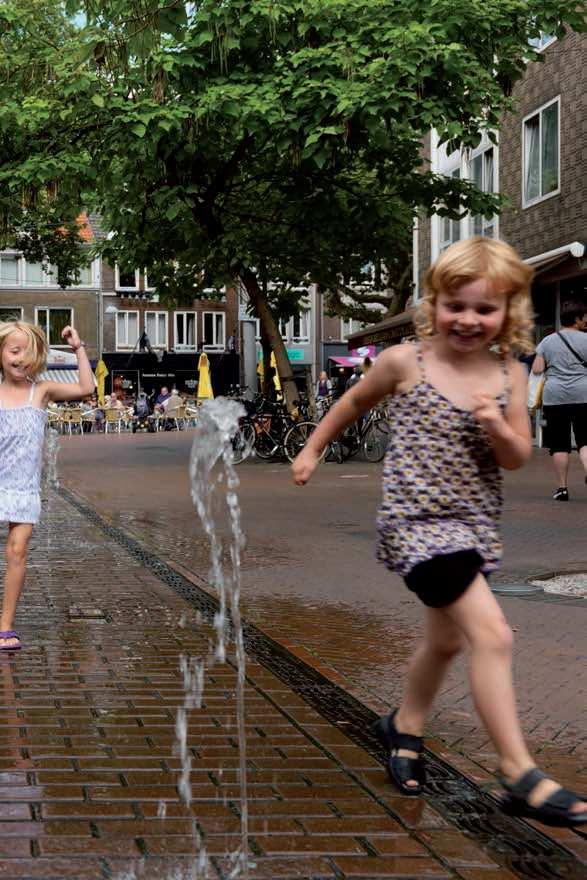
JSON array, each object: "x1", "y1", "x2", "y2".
[{"x1": 227, "y1": 387, "x2": 391, "y2": 465}]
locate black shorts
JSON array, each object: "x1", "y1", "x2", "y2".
[
  {"x1": 404, "y1": 550, "x2": 484, "y2": 608},
  {"x1": 542, "y1": 404, "x2": 587, "y2": 454}
]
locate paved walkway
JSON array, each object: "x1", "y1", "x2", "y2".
[
  {"x1": 0, "y1": 489, "x2": 582, "y2": 879},
  {"x1": 57, "y1": 434, "x2": 587, "y2": 869}
]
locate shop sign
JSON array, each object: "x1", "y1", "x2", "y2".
[{"x1": 286, "y1": 348, "x2": 305, "y2": 361}]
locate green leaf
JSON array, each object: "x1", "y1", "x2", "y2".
[
  {"x1": 91, "y1": 94, "x2": 105, "y2": 108},
  {"x1": 131, "y1": 123, "x2": 147, "y2": 138}
]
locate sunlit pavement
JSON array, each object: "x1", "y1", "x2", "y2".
[{"x1": 0, "y1": 431, "x2": 582, "y2": 875}]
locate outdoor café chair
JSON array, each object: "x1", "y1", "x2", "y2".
[
  {"x1": 62, "y1": 408, "x2": 84, "y2": 436},
  {"x1": 104, "y1": 408, "x2": 124, "y2": 434}
]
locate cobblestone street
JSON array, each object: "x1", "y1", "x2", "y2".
[{"x1": 0, "y1": 433, "x2": 584, "y2": 877}]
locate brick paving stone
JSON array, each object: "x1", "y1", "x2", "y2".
[
  {"x1": 332, "y1": 855, "x2": 451, "y2": 877},
  {"x1": 1, "y1": 483, "x2": 581, "y2": 878}
]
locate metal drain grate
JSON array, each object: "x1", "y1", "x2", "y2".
[
  {"x1": 58, "y1": 486, "x2": 585, "y2": 880},
  {"x1": 68, "y1": 605, "x2": 109, "y2": 622}
]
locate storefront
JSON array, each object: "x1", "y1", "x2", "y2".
[{"x1": 102, "y1": 351, "x2": 239, "y2": 399}]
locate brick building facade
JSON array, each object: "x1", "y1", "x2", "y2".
[{"x1": 415, "y1": 30, "x2": 586, "y2": 340}]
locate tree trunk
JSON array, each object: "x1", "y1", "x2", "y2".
[{"x1": 240, "y1": 268, "x2": 299, "y2": 412}]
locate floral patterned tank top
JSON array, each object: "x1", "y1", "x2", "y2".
[{"x1": 376, "y1": 344, "x2": 509, "y2": 578}]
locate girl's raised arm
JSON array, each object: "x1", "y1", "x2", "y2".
[{"x1": 42, "y1": 327, "x2": 96, "y2": 404}]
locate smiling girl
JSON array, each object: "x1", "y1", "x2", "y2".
[
  {"x1": 292, "y1": 237, "x2": 586, "y2": 828},
  {"x1": 0, "y1": 320, "x2": 95, "y2": 651}
]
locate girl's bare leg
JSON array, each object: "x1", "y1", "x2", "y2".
[
  {"x1": 0, "y1": 522, "x2": 32, "y2": 648},
  {"x1": 444, "y1": 574, "x2": 586, "y2": 813},
  {"x1": 393, "y1": 607, "x2": 466, "y2": 786}
]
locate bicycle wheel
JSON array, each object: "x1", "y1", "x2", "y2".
[
  {"x1": 231, "y1": 421, "x2": 255, "y2": 465},
  {"x1": 284, "y1": 421, "x2": 324, "y2": 463},
  {"x1": 362, "y1": 420, "x2": 391, "y2": 463}
]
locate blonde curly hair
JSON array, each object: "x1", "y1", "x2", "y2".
[
  {"x1": 415, "y1": 237, "x2": 535, "y2": 355},
  {"x1": 0, "y1": 320, "x2": 48, "y2": 378}
]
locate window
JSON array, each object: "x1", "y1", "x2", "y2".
[
  {"x1": 174, "y1": 312, "x2": 197, "y2": 350},
  {"x1": 0, "y1": 307, "x2": 23, "y2": 321},
  {"x1": 0, "y1": 254, "x2": 20, "y2": 285},
  {"x1": 116, "y1": 310, "x2": 139, "y2": 349},
  {"x1": 35, "y1": 308, "x2": 73, "y2": 346},
  {"x1": 24, "y1": 261, "x2": 44, "y2": 285},
  {"x1": 73, "y1": 263, "x2": 93, "y2": 286},
  {"x1": 292, "y1": 310, "x2": 310, "y2": 343},
  {"x1": 341, "y1": 318, "x2": 366, "y2": 341},
  {"x1": 439, "y1": 168, "x2": 462, "y2": 251},
  {"x1": 115, "y1": 266, "x2": 139, "y2": 290},
  {"x1": 279, "y1": 317, "x2": 289, "y2": 340},
  {"x1": 203, "y1": 311, "x2": 225, "y2": 350},
  {"x1": 470, "y1": 147, "x2": 497, "y2": 237},
  {"x1": 523, "y1": 98, "x2": 559, "y2": 207},
  {"x1": 145, "y1": 311, "x2": 167, "y2": 348},
  {"x1": 529, "y1": 32, "x2": 556, "y2": 51}
]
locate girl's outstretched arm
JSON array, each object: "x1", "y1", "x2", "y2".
[
  {"x1": 42, "y1": 326, "x2": 96, "y2": 403},
  {"x1": 291, "y1": 346, "x2": 401, "y2": 486},
  {"x1": 472, "y1": 359, "x2": 532, "y2": 470}
]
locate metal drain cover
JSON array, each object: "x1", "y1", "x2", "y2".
[{"x1": 530, "y1": 573, "x2": 587, "y2": 597}]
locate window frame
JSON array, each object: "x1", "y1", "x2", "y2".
[
  {"x1": 522, "y1": 96, "x2": 561, "y2": 209},
  {"x1": 115, "y1": 265, "x2": 140, "y2": 291},
  {"x1": 529, "y1": 33, "x2": 556, "y2": 52},
  {"x1": 115, "y1": 309, "x2": 140, "y2": 350},
  {"x1": 144, "y1": 310, "x2": 168, "y2": 349},
  {"x1": 202, "y1": 310, "x2": 226, "y2": 351},
  {"x1": 468, "y1": 144, "x2": 499, "y2": 238},
  {"x1": 291, "y1": 309, "x2": 310, "y2": 344},
  {"x1": 35, "y1": 306, "x2": 74, "y2": 348},
  {"x1": 0, "y1": 252, "x2": 21, "y2": 286},
  {"x1": 173, "y1": 311, "x2": 197, "y2": 351}
]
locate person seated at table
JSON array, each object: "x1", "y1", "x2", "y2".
[
  {"x1": 155, "y1": 386, "x2": 171, "y2": 413},
  {"x1": 109, "y1": 392, "x2": 126, "y2": 412},
  {"x1": 132, "y1": 392, "x2": 155, "y2": 432},
  {"x1": 161, "y1": 388, "x2": 183, "y2": 430}
]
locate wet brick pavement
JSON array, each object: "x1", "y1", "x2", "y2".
[
  {"x1": 57, "y1": 433, "x2": 587, "y2": 867},
  {"x1": 0, "y1": 488, "x2": 583, "y2": 878}
]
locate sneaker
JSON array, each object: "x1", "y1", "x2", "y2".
[{"x1": 553, "y1": 487, "x2": 569, "y2": 501}]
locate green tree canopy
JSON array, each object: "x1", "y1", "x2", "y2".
[{"x1": 1, "y1": 0, "x2": 584, "y2": 403}]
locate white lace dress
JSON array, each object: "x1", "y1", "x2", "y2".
[{"x1": 0, "y1": 381, "x2": 47, "y2": 524}]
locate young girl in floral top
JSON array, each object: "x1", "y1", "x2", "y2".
[{"x1": 292, "y1": 237, "x2": 586, "y2": 828}]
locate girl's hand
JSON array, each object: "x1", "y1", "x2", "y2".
[
  {"x1": 472, "y1": 393, "x2": 506, "y2": 437},
  {"x1": 61, "y1": 326, "x2": 82, "y2": 351},
  {"x1": 291, "y1": 447, "x2": 320, "y2": 486}
]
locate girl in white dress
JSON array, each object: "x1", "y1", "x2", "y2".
[{"x1": 0, "y1": 320, "x2": 95, "y2": 651}]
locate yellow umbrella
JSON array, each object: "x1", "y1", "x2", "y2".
[
  {"x1": 270, "y1": 351, "x2": 282, "y2": 394},
  {"x1": 257, "y1": 352, "x2": 282, "y2": 395},
  {"x1": 197, "y1": 352, "x2": 214, "y2": 400},
  {"x1": 94, "y1": 359, "x2": 109, "y2": 406}
]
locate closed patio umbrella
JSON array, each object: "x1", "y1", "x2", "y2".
[
  {"x1": 197, "y1": 352, "x2": 214, "y2": 400},
  {"x1": 95, "y1": 359, "x2": 109, "y2": 405}
]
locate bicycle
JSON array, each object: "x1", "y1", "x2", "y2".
[
  {"x1": 231, "y1": 400, "x2": 324, "y2": 465},
  {"x1": 337, "y1": 405, "x2": 391, "y2": 463}
]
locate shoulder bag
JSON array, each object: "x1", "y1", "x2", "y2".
[{"x1": 557, "y1": 331, "x2": 587, "y2": 368}]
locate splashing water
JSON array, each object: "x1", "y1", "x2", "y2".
[{"x1": 187, "y1": 398, "x2": 249, "y2": 878}]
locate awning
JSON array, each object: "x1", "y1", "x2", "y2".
[
  {"x1": 37, "y1": 369, "x2": 81, "y2": 384},
  {"x1": 525, "y1": 241, "x2": 585, "y2": 275},
  {"x1": 329, "y1": 355, "x2": 375, "y2": 368}
]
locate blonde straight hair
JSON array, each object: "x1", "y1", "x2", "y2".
[
  {"x1": 0, "y1": 320, "x2": 48, "y2": 378},
  {"x1": 415, "y1": 237, "x2": 535, "y2": 355}
]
